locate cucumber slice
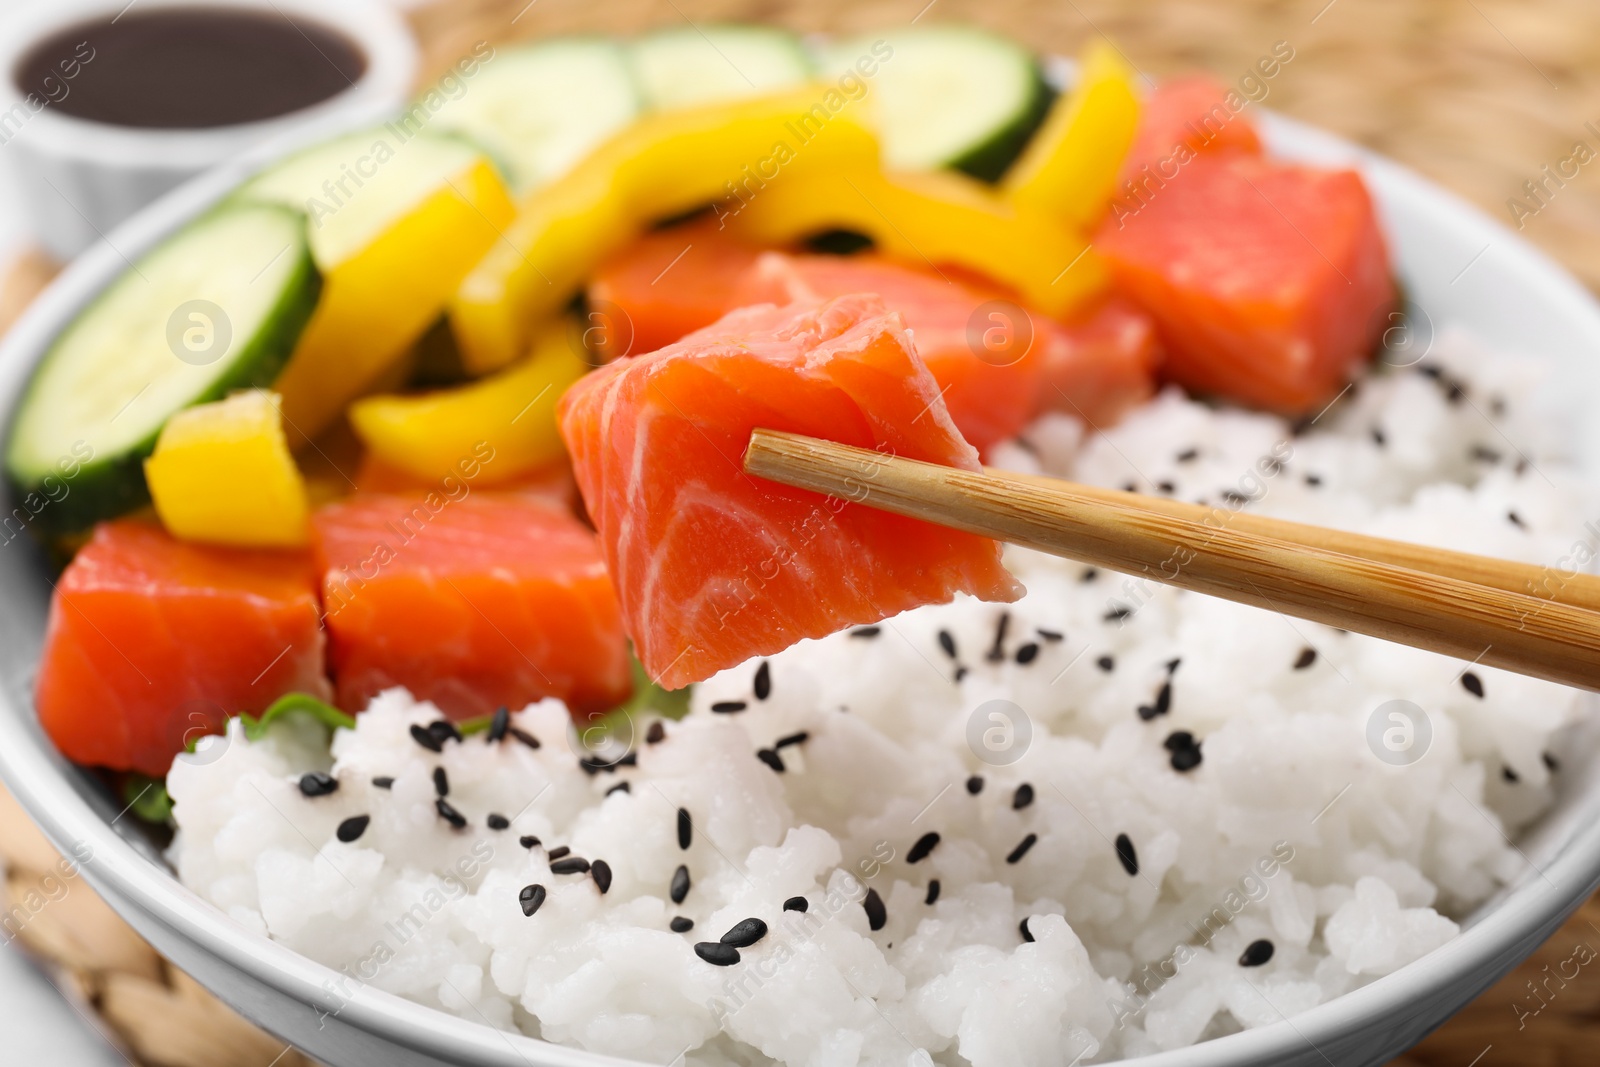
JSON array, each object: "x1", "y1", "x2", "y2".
[
  {"x1": 233, "y1": 128, "x2": 489, "y2": 269},
  {"x1": 823, "y1": 27, "x2": 1052, "y2": 181},
  {"x1": 5, "y1": 204, "x2": 320, "y2": 535},
  {"x1": 426, "y1": 38, "x2": 640, "y2": 195},
  {"x1": 630, "y1": 25, "x2": 814, "y2": 110}
]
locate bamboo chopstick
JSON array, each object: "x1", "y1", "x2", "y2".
[
  {"x1": 744, "y1": 429, "x2": 1600, "y2": 693},
  {"x1": 997, "y1": 470, "x2": 1600, "y2": 614}
]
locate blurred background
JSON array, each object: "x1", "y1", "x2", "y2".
[{"x1": 1, "y1": 0, "x2": 1599, "y2": 1063}]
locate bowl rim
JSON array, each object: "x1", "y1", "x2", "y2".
[
  {"x1": 1, "y1": 102, "x2": 1599, "y2": 1067},
  {"x1": 0, "y1": 0, "x2": 418, "y2": 170}
]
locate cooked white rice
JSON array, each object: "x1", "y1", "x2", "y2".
[{"x1": 168, "y1": 329, "x2": 1596, "y2": 1065}]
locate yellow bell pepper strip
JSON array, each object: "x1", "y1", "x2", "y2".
[
  {"x1": 349, "y1": 317, "x2": 588, "y2": 486},
  {"x1": 449, "y1": 86, "x2": 881, "y2": 374},
  {"x1": 235, "y1": 131, "x2": 517, "y2": 446},
  {"x1": 143, "y1": 390, "x2": 309, "y2": 547},
  {"x1": 1002, "y1": 41, "x2": 1141, "y2": 228},
  {"x1": 724, "y1": 165, "x2": 1107, "y2": 318},
  {"x1": 274, "y1": 158, "x2": 514, "y2": 444}
]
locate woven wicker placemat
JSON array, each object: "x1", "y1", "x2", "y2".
[{"x1": 3, "y1": 1, "x2": 1600, "y2": 1063}]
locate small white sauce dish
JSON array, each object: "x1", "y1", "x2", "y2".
[{"x1": 0, "y1": 0, "x2": 418, "y2": 260}]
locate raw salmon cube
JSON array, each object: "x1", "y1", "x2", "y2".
[
  {"x1": 313, "y1": 492, "x2": 630, "y2": 719},
  {"x1": 1119, "y1": 74, "x2": 1263, "y2": 184},
  {"x1": 35, "y1": 520, "x2": 328, "y2": 776},
  {"x1": 587, "y1": 219, "x2": 766, "y2": 359},
  {"x1": 559, "y1": 294, "x2": 1022, "y2": 690},
  {"x1": 1039, "y1": 295, "x2": 1163, "y2": 426},
  {"x1": 751, "y1": 253, "x2": 1046, "y2": 453},
  {"x1": 1095, "y1": 155, "x2": 1395, "y2": 413}
]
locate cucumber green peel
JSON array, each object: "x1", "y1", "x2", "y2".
[{"x1": 4, "y1": 203, "x2": 320, "y2": 537}]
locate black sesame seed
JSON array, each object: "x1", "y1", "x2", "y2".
[
  {"x1": 721, "y1": 917, "x2": 768, "y2": 947},
  {"x1": 371, "y1": 776, "x2": 394, "y2": 790},
  {"x1": 1304, "y1": 473, "x2": 1323, "y2": 487},
  {"x1": 409, "y1": 724, "x2": 443, "y2": 753},
  {"x1": 1096, "y1": 655, "x2": 1115, "y2": 673},
  {"x1": 695, "y1": 942, "x2": 740, "y2": 966},
  {"x1": 487, "y1": 706, "x2": 509, "y2": 744},
  {"x1": 646, "y1": 721, "x2": 666, "y2": 744},
  {"x1": 1115, "y1": 833, "x2": 1139, "y2": 876},
  {"x1": 1006, "y1": 833, "x2": 1038, "y2": 864},
  {"x1": 435, "y1": 798, "x2": 466, "y2": 829},
  {"x1": 487, "y1": 813, "x2": 510, "y2": 830},
  {"x1": 863, "y1": 888, "x2": 887, "y2": 931},
  {"x1": 775, "y1": 731, "x2": 810, "y2": 749},
  {"x1": 1469, "y1": 445, "x2": 1502, "y2": 464},
  {"x1": 336, "y1": 815, "x2": 370, "y2": 843},
  {"x1": 1417, "y1": 363, "x2": 1443, "y2": 379},
  {"x1": 677, "y1": 808, "x2": 692, "y2": 850},
  {"x1": 1502, "y1": 765, "x2": 1519, "y2": 784},
  {"x1": 907, "y1": 832, "x2": 940, "y2": 864},
  {"x1": 712, "y1": 701, "x2": 748, "y2": 714},
  {"x1": 1163, "y1": 731, "x2": 1194, "y2": 752},
  {"x1": 670, "y1": 916, "x2": 695, "y2": 933},
  {"x1": 508, "y1": 726, "x2": 541, "y2": 749},
  {"x1": 1176, "y1": 448, "x2": 1199, "y2": 463},
  {"x1": 1508, "y1": 510, "x2": 1527, "y2": 530},
  {"x1": 550, "y1": 856, "x2": 591, "y2": 875},
  {"x1": 1104, "y1": 605, "x2": 1132, "y2": 623},
  {"x1": 953, "y1": 666, "x2": 969, "y2": 682},
  {"x1": 1013, "y1": 783, "x2": 1035, "y2": 810},
  {"x1": 606, "y1": 782, "x2": 630, "y2": 796},
  {"x1": 432, "y1": 767, "x2": 449, "y2": 797},
  {"x1": 1370, "y1": 427, "x2": 1387, "y2": 448},
  {"x1": 1221, "y1": 489, "x2": 1249, "y2": 507},
  {"x1": 519, "y1": 835, "x2": 541, "y2": 850},
  {"x1": 783, "y1": 896, "x2": 809, "y2": 913},
  {"x1": 1462, "y1": 671, "x2": 1485, "y2": 698},
  {"x1": 1036, "y1": 628, "x2": 1064, "y2": 642},
  {"x1": 519, "y1": 883, "x2": 546, "y2": 917},
  {"x1": 670, "y1": 864, "x2": 690, "y2": 904},
  {"x1": 547, "y1": 845, "x2": 571, "y2": 860},
  {"x1": 299, "y1": 772, "x2": 338, "y2": 798},
  {"x1": 1544, "y1": 753, "x2": 1560, "y2": 772},
  {"x1": 925, "y1": 879, "x2": 941, "y2": 905},
  {"x1": 1138, "y1": 681, "x2": 1174, "y2": 721},
  {"x1": 757, "y1": 748, "x2": 785, "y2": 772},
  {"x1": 1239, "y1": 939, "x2": 1275, "y2": 967},
  {"x1": 850, "y1": 626, "x2": 881, "y2": 638},
  {"x1": 1166, "y1": 657, "x2": 1181, "y2": 675},
  {"x1": 986, "y1": 612, "x2": 1011, "y2": 662},
  {"x1": 1015, "y1": 643, "x2": 1040, "y2": 665},
  {"x1": 1080, "y1": 568, "x2": 1099, "y2": 583},
  {"x1": 1170, "y1": 745, "x2": 1203, "y2": 772},
  {"x1": 753, "y1": 661, "x2": 772, "y2": 701},
  {"x1": 1445, "y1": 381, "x2": 1466, "y2": 405},
  {"x1": 1293, "y1": 647, "x2": 1317, "y2": 670},
  {"x1": 591, "y1": 859, "x2": 613, "y2": 893},
  {"x1": 427, "y1": 720, "x2": 462, "y2": 745},
  {"x1": 1020, "y1": 917, "x2": 1035, "y2": 943},
  {"x1": 937, "y1": 630, "x2": 958, "y2": 659},
  {"x1": 966, "y1": 775, "x2": 984, "y2": 795},
  {"x1": 1121, "y1": 480, "x2": 1138, "y2": 493},
  {"x1": 1157, "y1": 480, "x2": 1177, "y2": 495}
]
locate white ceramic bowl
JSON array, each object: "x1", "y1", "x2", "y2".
[
  {"x1": 0, "y1": 0, "x2": 417, "y2": 260},
  {"x1": 0, "y1": 107, "x2": 1598, "y2": 1067}
]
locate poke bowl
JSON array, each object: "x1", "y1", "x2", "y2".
[{"x1": 1, "y1": 19, "x2": 1599, "y2": 1067}]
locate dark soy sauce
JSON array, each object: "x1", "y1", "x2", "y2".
[{"x1": 14, "y1": 7, "x2": 366, "y2": 129}]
